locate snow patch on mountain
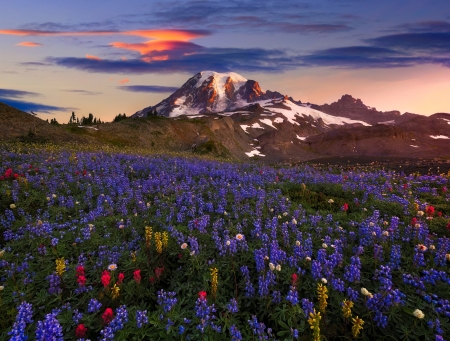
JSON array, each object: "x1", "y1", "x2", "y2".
[
  {"x1": 196, "y1": 71, "x2": 247, "y2": 90},
  {"x1": 245, "y1": 149, "x2": 265, "y2": 157},
  {"x1": 260, "y1": 118, "x2": 277, "y2": 129}
]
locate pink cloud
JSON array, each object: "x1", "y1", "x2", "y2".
[
  {"x1": 86, "y1": 54, "x2": 102, "y2": 60},
  {"x1": 16, "y1": 41, "x2": 42, "y2": 47}
]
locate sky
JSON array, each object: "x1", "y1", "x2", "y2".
[{"x1": 1, "y1": 0, "x2": 450, "y2": 122}]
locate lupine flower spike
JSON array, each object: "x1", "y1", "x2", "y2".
[
  {"x1": 317, "y1": 283, "x2": 328, "y2": 313},
  {"x1": 352, "y1": 316, "x2": 364, "y2": 337},
  {"x1": 307, "y1": 309, "x2": 321, "y2": 341}
]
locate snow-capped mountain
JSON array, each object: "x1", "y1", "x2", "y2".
[
  {"x1": 133, "y1": 71, "x2": 370, "y2": 126},
  {"x1": 130, "y1": 71, "x2": 450, "y2": 161},
  {"x1": 134, "y1": 71, "x2": 249, "y2": 117}
]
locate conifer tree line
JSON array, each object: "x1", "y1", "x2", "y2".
[{"x1": 68, "y1": 112, "x2": 104, "y2": 125}]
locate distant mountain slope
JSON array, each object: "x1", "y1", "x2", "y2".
[{"x1": 0, "y1": 102, "x2": 86, "y2": 143}]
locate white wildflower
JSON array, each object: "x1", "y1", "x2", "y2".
[{"x1": 413, "y1": 309, "x2": 424, "y2": 319}]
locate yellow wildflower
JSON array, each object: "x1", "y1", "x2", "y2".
[
  {"x1": 55, "y1": 257, "x2": 66, "y2": 276},
  {"x1": 342, "y1": 299, "x2": 354, "y2": 319},
  {"x1": 317, "y1": 283, "x2": 328, "y2": 313},
  {"x1": 307, "y1": 309, "x2": 321, "y2": 341},
  {"x1": 145, "y1": 226, "x2": 152, "y2": 248},
  {"x1": 155, "y1": 232, "x2": 163, "y2": 254},
  {"x1": 162, "y1": 231, "x2": 169, "y2": 249},
  {"x1": 111, "y1": 284, "x2": 120, "y2": 299},
  {"x1": 210, "y1": 267, "x2": 218, "y2": 298},
  {"x1": 352, "y1": 316, "x2": 364, "y2": 337}
]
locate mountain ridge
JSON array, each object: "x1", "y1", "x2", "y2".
[{"x1": 1, "y1": 70, "x2": 449, "y2": 162}]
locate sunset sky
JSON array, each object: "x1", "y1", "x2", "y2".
[{"x1": 1, "y1": 0, "x2": 450, "y2": 122}]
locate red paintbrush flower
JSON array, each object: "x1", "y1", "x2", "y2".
[
  {"x1": 75, "y1": 324, "x2": 87, "y2": 338},
  {"x1": 76, "y1": 265, "x2": 85, "y2": 277},
  {"x1": 101, "y1": 270, "x2": 111, "y2": 287},
  {"x1": 117, "y1": 272, "x2": 124, "y2": 285},
  {"x1": 133, "y1": 269, "x2": 141, "y2": 284},
  {"x1": 198, "y1": 291, "x2": 207, "y2": 300},
  {"x1": 291, "y1": 273, "x2": 298, "y2": 286},
  {"x1": 102, "y1": 308, "x2": 114, "y2": 324},
  {"x1": 154, "y1": 267, "x2": 164, "y2": 279},
  {"x1": 77, "y1": 275, "x2": 86, "y2": 286}
]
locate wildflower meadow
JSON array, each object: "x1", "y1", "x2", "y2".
[{"x1": 0, "y1": 145, "x2": 449, "y2": 340}]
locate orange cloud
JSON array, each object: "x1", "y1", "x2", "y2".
[
  {"x1": 0, "y1": 29, "x2": 208, "y2": 40},
  {"x1": 16, "y1": 42, "x2": 42, "y2": 47},
  {"x1": 119, "y1": 78, "x2": 130, "y2": 84},
  {"x1": 110, "y1": 40, "x2": 193, "y2": 55},
  {"x1": 86, "y1": 54, "x2": 102, "y2": 60},
  {"x1": 141, "y1": 55, "x2": 169, "y2": 62},
  {"x1": 121, "y1": 29, "x2": 207, "y2": 41},
  {"x1": 109, "y1": 40, "x2": 202, "y2": 63},
  {"x1": 1, "y1": 28, "x2": 209, "y2": 63}
]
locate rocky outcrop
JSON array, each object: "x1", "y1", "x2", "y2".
[{"x1": 312, "y1": 94, "x2": 406, "y2": 125}]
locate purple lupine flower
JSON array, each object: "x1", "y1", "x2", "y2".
[
  {"x1": 227, "y1": 298, "x2": 239, "y2": 314},
  {"x1": 247, "y1": 315, "x2": 268, "y2": 340},
  {"x1": 286, "y1": 286, "x2": 299, "y2": 305},
  {"x1": 87, "y1": 298, "x2": 102, "y2": 313},
  {"x1": 8, "y1": 301, "x2": 33, "y2": 341},
  {"x1": 47, "y1": 273, "x2": 62, "y2": 295},
  {"x1": 230, "y1": 325, "x2": 243, "y2": 341},
  {"x1": 389, "y1": 244, "x2": 401, "y2": 270},
  {"x1": 36, "y1": 312, "x2": 63, "y2": 341},
  {"x1": 157, "y1": 290, "x2": 177, "y2": 313},
  {"x1": 301, "y1": 298, "x2": 314, "y2": 318},
  {"x1": 136, "y1": 310, "x2": 148, "y2": 329}
]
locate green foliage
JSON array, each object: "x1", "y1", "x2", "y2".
[
  {"x1": 18, "y1": 129, "x2": 49, "y2": 144},
  {"x1": 113, "y1": 113, "x2": 128, "y2": 122}
]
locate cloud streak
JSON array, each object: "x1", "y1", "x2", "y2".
[
  {"x1": 125, "y1": 0, "x2": 352, "y2": 34},
  {"x1": 16, "y1": 41, "x2": 42, "y2": 47},
  {"x1": 62, "y1": 90, "x2": 103, "y2": 95},
  {"x1": 0, "y1": 88, "x2": 40, "y2": 98},
  {"x1": 0, "y1": 28, "x2": 210, "y2": 39},
  {"x1": 47, "y1": 47, "x2": 301, "y2": 74},
  {"x1": 365, "y1": 32, "x2": 450, "y2": 54},
  {"x1": 0, "y1": 98, "x2": 71, "y2": 114},
  {"x1": 118, "y1": 85, "x2": 179, "y2": 93}
]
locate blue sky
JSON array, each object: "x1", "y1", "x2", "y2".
[{"x1": 1, "y1": 0, "x2": 450, "y2": 121}]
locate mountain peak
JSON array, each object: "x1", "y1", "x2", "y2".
[
  {"x1": 338, "y1": 94, "x2": 365, "y2": 106},
  {"x1": 195, "y1": 71, "x2": 248, "y2": 89}
]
